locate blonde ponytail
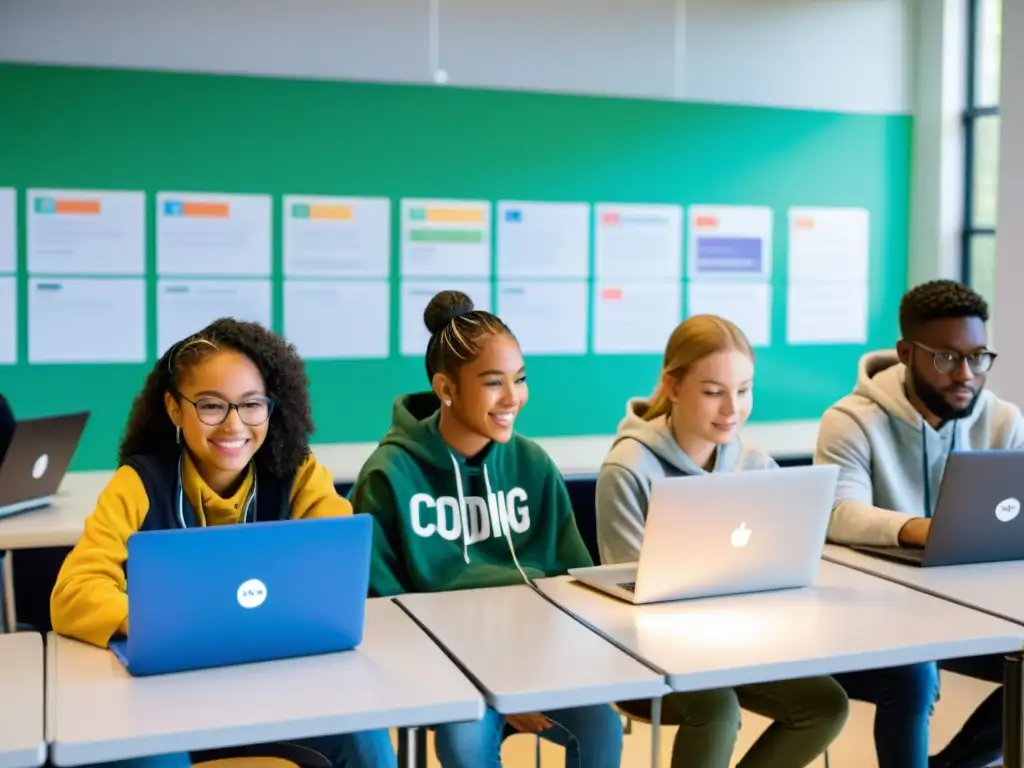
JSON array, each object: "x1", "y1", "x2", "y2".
[{"x1": 643, "y1": 315, "x2": 754, "y2": 422}]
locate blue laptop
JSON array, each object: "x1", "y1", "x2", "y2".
[{"x1": 109, "y1": 514, "x2": 372, "y2": 676}]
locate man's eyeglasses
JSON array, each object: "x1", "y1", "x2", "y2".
[
  {"x1": 914, "y1": 342, "x2": 997, "y2": 375},
  {"x1": 175, "y1": 392, "x2": 275, "y2": 426}
]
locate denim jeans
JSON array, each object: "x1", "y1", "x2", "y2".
[
  {"x1": 72, "y1": 729, "x2": 398, "y2": 768},
  {"x1": 930, "y1": 653, "x2": 1005, "y2": 768},
  {"x1": 433, "y1": 704, "x2": 623, "y2": 767},
  {"x1": 833, "y1": 661, "x2": 940, "y2": 768}
]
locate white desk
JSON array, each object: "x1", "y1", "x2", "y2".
[
  {"x1": 395, "y1": 584, "x2": 669, "y2": 713},
  {"x1": 46, "y1": 599, "x2": 484, "y2": 767},
  {"x1": 823, "y1": 544, "x2": 1024, "y2": 627},
  {"x1": 536, "y1": 561, "x2": 1024, "y2": 692},
  {"x1": 0, "y1": 633, "x2": 46, "y2": 768}
]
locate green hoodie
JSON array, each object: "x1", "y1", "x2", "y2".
[{"x1": 351, "y1": 392, "x2": 593, "y2": 597}]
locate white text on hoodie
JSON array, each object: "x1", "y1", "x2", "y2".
[{"x1": 409, "y1": 489, "x2": 531, "y2": 544}]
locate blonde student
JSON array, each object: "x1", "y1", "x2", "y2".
[
  {"x1": 350, "y1": 290, "x2": 622, "y2": 768},
  {"x1": 596, "y1": 314, "x2": 848, "y2": 768},
  {"x1": 51, "y1": 318, "x2": 396, "y2": 768}
]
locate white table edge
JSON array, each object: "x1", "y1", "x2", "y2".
[
  {"x1": 44, "y1": 632, "x2": 485, "y2": 766},
  {"x1": 663, "y1": 635, "x2": 1024, "y2": 693},
  {"x1": 822, "y1": 548, "x2": 1024, "y2": 632},
  {"x1": 0, "y1": 632, "x2": 46, "y2": 768},
  {"x1": 392, "y1": 593, "x2": 670, "y2": 715},
  {"x1": 0, "y1": 745, "x2": 47, "y2": 768}
]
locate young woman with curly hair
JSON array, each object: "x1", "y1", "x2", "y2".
[{"x1": 50, "y1": 318, "x2": 397, "y2": 768}]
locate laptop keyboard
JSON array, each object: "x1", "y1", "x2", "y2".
[{"x1": 617, "y1": 582, "x2": 636, "y2": 593}]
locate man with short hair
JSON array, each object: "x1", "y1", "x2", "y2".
[{"x1": 816, "y1": 279, "x2": 1020, "y2": 768}]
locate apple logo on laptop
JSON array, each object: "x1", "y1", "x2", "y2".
[
  {"x1": 731, "y1": 522, "x2": 752, "y2": 548},
  {"x1": 32, "y1": 453, "x2": 49, "y2": 480},
  {"x1": 237, "y1": 578, "x2": 267, "y2": 609},
  {"x1": 995, "y1": 498, "x2": 1021, "y2": 523}
]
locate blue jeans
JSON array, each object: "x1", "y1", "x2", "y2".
[
  {"x1": 931, "y1": 653, "x2": 1005, "y2": 768},
  {"x1": 434, "y1": 704, "x2": 623, "y2": 767},
  {"x1": 833, "y1": 662, "x2": 939, "y2": 768},
  {"x1": 76, "y1": 729, "x2": 397, "y2": 768}
]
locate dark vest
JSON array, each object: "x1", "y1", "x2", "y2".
[{"x1": 123, "y1": 454, "x2": 292, "y2": 532}]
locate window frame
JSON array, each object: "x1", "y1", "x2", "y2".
[{"x1": 962, "y1": 0, "x2": 999, "y2": 286}]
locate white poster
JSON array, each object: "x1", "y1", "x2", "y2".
[
  {"x1": 497, "y1": 280, "x2": 588, "y2": 355},
  {"x1": 594, "y1": 203, "x2": 683, "y2": 280},
  {"x1": 157, "y1": 192, "x2": 272, "y2": 276},
  {"x1": 687, "y1": 205, "x2": 773, "y2": 281},
  {"x1": 284, "y1": 279, "x2": 390, "y2": 359},
  {"x1": 29, "y1": 278, "x2": 146, "y2": 363},
  {"x1": 687, "y1": 282, "x2": 772, "y2": 348},
  {"x1": 401, "y1": 199, "x2": 491, "y2": 278},
  {"x1": 27, "y1": 189, "x2": 145, "y2": 275},
  {"x1": 593, "y1": 282, "x2": 681, "y2": 354},
  {"x1": 283, "y1": 195, "x2": 391, "y2": 278},
  {"x1": 157, "y1": 279, "x2": 273, "y2": 355},
  {"x1": 497, "y1": 201, "x2": 590, "y2": 279},
  {"x1": 787, "y1": 282, "x2": 868, "y2": 344},
  {"x1": 0, "y1": 188, "x2": 15, "y2": 274},
  {"x1": 401, "y1": 280, "x2": 492, "y2": 356},
  {"x1": 0, "y1": 277, "x2": 15, "y2": 364},
  {"x1": 788, "y1": 207, "x2": 870, "y2": 283}
]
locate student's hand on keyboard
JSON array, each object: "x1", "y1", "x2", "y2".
[
  {"x1": 898, "y1": 517, "x2": 931, "y2": 548},
  {"x1": 506, "y1": 712, "x2": 554, "y2": 734}
]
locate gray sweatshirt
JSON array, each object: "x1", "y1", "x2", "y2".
[
  {"x1": 815, "y1": 349, "x2": 1024, "y2": 546},
  {"x1": 596, "y1": 397, "x2": 776, "y2": 565}
]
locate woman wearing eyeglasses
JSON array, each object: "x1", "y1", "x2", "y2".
[
  {"x1": 50, "y1": 318, "x2": 397, "y2": 768},
  {"x1": 816, "y1": 280, "x2": 1018, "y2": 768}
]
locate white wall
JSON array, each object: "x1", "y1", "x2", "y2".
[
  {"x1": 906, "y1": 0, "x2": 967, "y2": 288},
  {"x1": 0, "y1": 0, "x2": 911, "y2": 114},
  {"x1": 989, "y1": 0, "x2": 1024, "y2": 404}
]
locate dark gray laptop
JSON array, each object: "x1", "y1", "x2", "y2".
[
  {"x1": 0, "y1": 411, "x2": 89, "y2": 518},
  {"x1": 853, "y1": 450, "x2": 1024, "y2": 567}
]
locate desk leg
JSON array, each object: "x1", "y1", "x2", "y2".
[
  {"x1": 397, "y1": 727, "x2": 427, "y2": 768},
  {"x1": 650, "y1": 696, "x2": 661, "y2": 768},
  {"x1": 1, "y1": 551, "x2": 15, "y2": 633},
  {"x1": 1004, "y1": 652, "x2": 1022, "y2": 768}
]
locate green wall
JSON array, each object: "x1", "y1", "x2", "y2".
[{"x1": 0, "y1": 64, "x2": 911, "y2": 471}]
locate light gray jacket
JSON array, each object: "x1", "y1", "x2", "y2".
[
  {"x1": 596, "y1": 397, "x2": 775, "y2": 565},
  {"x1": 815, "y1": 350, "x2": 1024, "y2": 546}
]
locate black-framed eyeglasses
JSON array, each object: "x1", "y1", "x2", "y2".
[
  {"x1": 175, "y1": 392, "x2": 275, "y2": 426},
  {"x1": 913, "y1": 342, "x2": 997, "y2": 374}
]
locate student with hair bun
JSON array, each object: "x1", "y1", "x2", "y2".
[{"x1": 350, "y1": 290, "x2": 623, "y2": 767}]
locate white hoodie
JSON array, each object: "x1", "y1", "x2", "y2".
[{"x1": 815, "y1": 350, "x2": 1024, "y2": 546}]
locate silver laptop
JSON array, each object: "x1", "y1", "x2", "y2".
[
  {"x1": 570, "y1": 464, "x2": 839, "y2": 604},
  {"x1": 0, "y1": 411, "x2": 89, "y2": 518},
  {"x1": 853, "y1": 450, "x2": 1024, "y2": 567}
]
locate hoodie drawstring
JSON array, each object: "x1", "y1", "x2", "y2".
[
  {"x1": 448, "y1": 451, "x2": 471, "y2": 564},
  {"x1": 483, "y1": 463, "x2": 533, "y2": 586},
  {"x1": 921, "y1": 421, "x2": 959, "y2": 518},
  {"x1": 921, "y1": 426, "x2": 932, "y2": 518},
  {"x1": 447, "y1": 450, "x2": 533, "y2": 585}
]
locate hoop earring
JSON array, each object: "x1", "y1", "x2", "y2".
[{"x1": 175, "y1": 426, "x2": 181, "y2": 445}]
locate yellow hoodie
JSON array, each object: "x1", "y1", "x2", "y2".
[{"x1": 51, "y1": 452, "x2": 352, "y2": 648}]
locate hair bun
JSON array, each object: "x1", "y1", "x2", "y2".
[{"x1": 424, "y1": 290, "x2": 475, "y2": 335}]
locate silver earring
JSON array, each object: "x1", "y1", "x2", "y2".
[
  {"x1": 443, "y1": 398, "x2": 452, "y2": 407},
  {"x1": 175, "y1": 426, "x2": 181, "y2": 444}
]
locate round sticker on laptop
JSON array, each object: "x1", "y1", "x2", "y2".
[
  {"x1": 237, "y1": 578, "x2": 267, "y2": 609},
  {"x1": 995, "y1": 498, "x2": 1021, "y2": 523},
  {"x1": 32, "y1": 453, "x2": 49, "y2": 480}
]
